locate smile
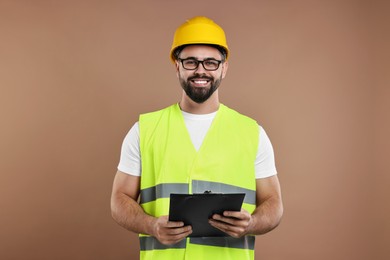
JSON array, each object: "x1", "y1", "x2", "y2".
[
  {"x1": 193, "y1": 80, "x2": 208, "y2": 84},
  {"x1": 190, "y1": 78, "x2": 211, "y2": 87}
]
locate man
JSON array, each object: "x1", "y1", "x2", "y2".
[{"x1": 111, "y1": 16, "x2": 283, "y2": 259}]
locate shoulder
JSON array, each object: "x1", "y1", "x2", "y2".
[
  {"x1": 139, "y1": 104, "x2": 178, "y2": 124},
  {"x1": 221, "y1": 104, "x2": 259, "y2": 128},
  {"x1": 140, "y1": 105, "x2": 171, "y2": 119}
]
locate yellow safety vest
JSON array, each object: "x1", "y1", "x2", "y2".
[{"x1": 139, "y1": 103, "x2": 259, "y2": 260}]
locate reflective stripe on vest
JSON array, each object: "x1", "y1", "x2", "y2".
[
  {"x1": 140, "y1": 181, "x2": 256, "y2": 206},
  {"x1": 140, "y1": 236, "x2": 255, "y2": 251},
  {"x1": 140, "y1": 236, "x2": 186, "y2": 250},
  {"x1": 140, "y1": 183, "x2": 189, "y2": 204}
]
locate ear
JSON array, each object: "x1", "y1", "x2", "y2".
[
  {"x1": 221, "y1": 61, "x2": 229, "y2": 79},
  {"x1": 175, "y1": 60, "x2": 180, "y2": 77}
]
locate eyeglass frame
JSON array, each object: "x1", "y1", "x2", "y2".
[{"x1": 177, "y1": 57, "x2": 224, "y2": 71}]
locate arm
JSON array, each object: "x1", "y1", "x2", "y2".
[
  {"x1": 209, "y1": 175, "x2": 283, "y2": 237},
  {"x1": 110, "y1": 171, "x2": 192, "y2": 244}
]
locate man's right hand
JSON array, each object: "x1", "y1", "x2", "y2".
[{"x1": 152, "y1": 216, "x2": 192, "y2": 245}]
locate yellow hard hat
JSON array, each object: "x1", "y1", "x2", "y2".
[{"x1": 170, "y1": 16, "x2": 229, "y2": 63}]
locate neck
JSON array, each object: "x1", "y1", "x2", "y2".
[{"x1": 179, "y1": 90, "x2": 220, "y2": 114}]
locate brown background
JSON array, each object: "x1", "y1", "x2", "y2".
[{"x1": 0, "y1": 0, "x2": 389, "y2": 259}]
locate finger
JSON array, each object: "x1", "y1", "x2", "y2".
[
  {"x1": 223, "y1": 209, "x2": 250, "y2": 220},
  {"x1": 209, "y1": 215, "x2": 249, "y2": 233},
  {"x1": 161, "y1": 227, "x2": 193, "y2": 245},
  {"x1": 166, "y1": 221, "x2": 185, "y2": 228},
  {"x1": 177, "y1": 227, "x2": 192, "y2": 237},
  {"x1": 209, "y1": 219, "x2": 243, "y2": 237},
  {"x1": 209, "y1": 218, "x2": 235, "y2": 230},
  {"x1": 160, "y1": 232, "x2": 191, "y2": 245},
  {"x1": 165, "y1": 234, "x2": 191, "y2": 245},
  {"x1": 165, "y1": 225, "x2": 192, "y2": 235},
  {"x1": 212, "y1": 214, "x2": 240, "y2": 225}
]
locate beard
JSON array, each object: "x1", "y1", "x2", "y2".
[{"x1": 179, "y1": 74, "x2": 222, "y2": 103}]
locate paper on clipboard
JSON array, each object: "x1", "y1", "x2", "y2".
[{"x1": 168, "y1": 193, "x2": 245, "y2": 237}]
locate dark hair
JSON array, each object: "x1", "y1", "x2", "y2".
[{"x1": 173, "y1": 44, "x2": 227, "y2": 61}]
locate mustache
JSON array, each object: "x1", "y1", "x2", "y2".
[{"x1": 188, "y1": 75, "x2": 213, "y2": 81}]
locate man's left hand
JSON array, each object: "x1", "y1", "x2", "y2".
[{"x1": 208, "y1": 209, "x2": 254, "y2": 238}]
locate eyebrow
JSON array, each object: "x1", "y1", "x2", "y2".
[{"x1": 180, "y1": 56, "x2": 220, "y2": 61}]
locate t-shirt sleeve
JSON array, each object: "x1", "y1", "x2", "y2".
[
  {"x1": 255, "y1": 126, "x2": 277, "y2": 179},
  {"x1": 117, "y1": 122, "x2": 141, "y2": 176}
]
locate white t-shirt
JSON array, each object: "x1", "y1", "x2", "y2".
[{"x1": 118, "y1": 111, "x2": 277, "y2": 179}]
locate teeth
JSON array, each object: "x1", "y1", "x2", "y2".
[{"x1": 194, "y1": 80, "x2": 207, "y2": 84}]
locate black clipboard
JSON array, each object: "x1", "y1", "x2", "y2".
[{"x1": 169, "y1": 193, "x2": 245, "y2": 237}]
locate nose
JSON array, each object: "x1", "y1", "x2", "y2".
[{"x1": 195, "y1": 61, "x2": 207, "y2": 73}]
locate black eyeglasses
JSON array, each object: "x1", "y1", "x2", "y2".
[{"x1": 178, "y1": 58, "x2": 223, "y2": 71}]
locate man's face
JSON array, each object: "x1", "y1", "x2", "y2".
[{"x1": 176, "y1": 45, "x2": 228, "y2": 103}]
